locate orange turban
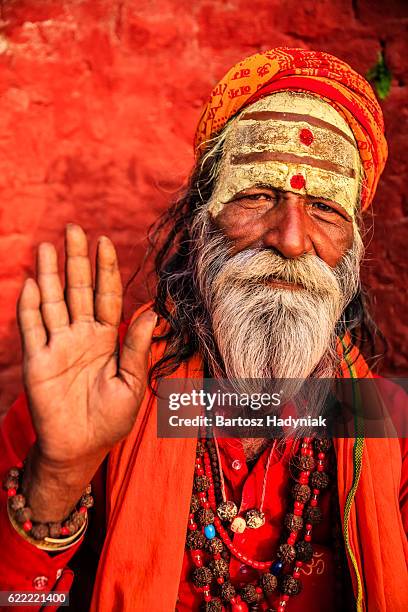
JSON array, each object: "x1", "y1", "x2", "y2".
[{"x1": 194, "y1": 48, "x2": 388, "y2": 211}]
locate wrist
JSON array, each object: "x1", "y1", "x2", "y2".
[
  {"x1": 31, "y1": 442, "x2": 108, "y2": 480},
  {"x1": 21, "y1": 445, "x2": 102, "y2": 522},
  {"x1": 3, "y1": 462, "x2": 93, "y2": 550}
]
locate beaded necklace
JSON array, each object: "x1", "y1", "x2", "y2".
[
  {"x1": 185, "y1": 435, "x2": 332, "y2": 611},
  {"x1": 212, "y1": 431, "x2": 278, "y2": 534}
]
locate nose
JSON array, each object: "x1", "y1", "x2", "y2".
[{"x1": 262, "y1": 197, "x2": 314, "y2": 259}]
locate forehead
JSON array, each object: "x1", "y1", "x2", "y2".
[{"x1": 208, "y1": 92, "x2": 361, "y2": 218}]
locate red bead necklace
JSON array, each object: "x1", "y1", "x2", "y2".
[{"x1": 185, "y1": 436, "x2": 332, "y2": 611}]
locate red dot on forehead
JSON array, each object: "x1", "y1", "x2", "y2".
[
  {"x1": 300, "y1": 128, "x2": 314, "y2": 146},
  {"x1": 290, "y1": 174, "x2": 306, "y2": 190}
]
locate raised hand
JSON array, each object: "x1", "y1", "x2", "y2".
[{"x1": 16, "y1": 224, "x2": 156, "y2": 520}]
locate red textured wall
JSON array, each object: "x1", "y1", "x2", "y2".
[{"x1": 0, "y1": 0, "x2": 407, "y2": 415}]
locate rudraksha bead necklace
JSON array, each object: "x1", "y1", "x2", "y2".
[
  {"x1": 211, "y1": 431, "x2": 278, "y2": 534},
  {"x1": 186, "y1": 436, "x2": 332, "y2": 611}
]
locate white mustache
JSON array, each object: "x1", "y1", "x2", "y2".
[{"x1": 213, "y1": 249, "x2": 345, "y2": 299}]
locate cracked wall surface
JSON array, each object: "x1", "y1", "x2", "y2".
[{"x1": 0, "y1": 0, "x2": 407, "y2": 415}]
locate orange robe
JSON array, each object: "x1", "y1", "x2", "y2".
[{"x1": 88, "y1": 308, "x2": 408, "y2": 612}]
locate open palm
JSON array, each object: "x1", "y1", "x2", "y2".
[{"x1": 17, "y1": 224, "x2": 156, "y2": 466}]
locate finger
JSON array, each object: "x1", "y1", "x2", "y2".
[
  {"x1": 17, "y1": 278, "x2": 47, "y2": 357},
  {"x1": 95, "y1": 236, "x2": 123, "y2": 327},
  {"x1": 65, "y1": 224, "x2": 94, "y2": 323},
  {"x1": 37, "y1": 242, "x2": 70, "y2": 333},
  {"x1": 119, "y1": 310, "x2": 157, "y2": 393}
]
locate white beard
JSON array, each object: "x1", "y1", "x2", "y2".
[{"x1": 194, "y1": 213, "x2": 364, "y2": 384}]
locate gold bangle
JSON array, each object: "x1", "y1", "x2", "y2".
[{"x1": 7, "y1": 504, "x2": 87, "y2": 552}]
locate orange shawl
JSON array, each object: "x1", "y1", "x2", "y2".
[{"x1": 90, "y1": 312, "x2": 408, "y2": 612}]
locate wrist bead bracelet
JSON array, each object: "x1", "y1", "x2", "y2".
[{"x1": 3, "y1": 464, "x2": 93, "y2": 551}]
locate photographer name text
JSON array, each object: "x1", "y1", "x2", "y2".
[{"x1": 168, "y1": 415, "x2": 327, "y2": 428}]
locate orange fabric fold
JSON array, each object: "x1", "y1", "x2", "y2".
[
  {"x1": 334, "y1": 436, "x2": 408, "y2": 611},
  {"x1": 90, "y1": 311, "x2": 201, "y2": 612},
  {"x1": 90, "y1": 311, "x2": 407, "y2": 611}
]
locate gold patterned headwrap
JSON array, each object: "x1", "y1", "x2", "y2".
[{"x1": 208, "y1": 91, "x2": 362, "y2": 218}]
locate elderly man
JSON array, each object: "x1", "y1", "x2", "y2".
[{"x1": 0, "y1": 48, "x2": 407, "y2": 612}]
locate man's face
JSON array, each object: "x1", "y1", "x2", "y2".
[
  {"x1": 213, "y1": 187, "x2": 354, "y2": 269},
  {"x1": 193, "y1": 92, "x2": 363, "y2": 383}
]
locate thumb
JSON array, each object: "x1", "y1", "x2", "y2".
[{"x1": 119, "y1": 309, "x2": 157, "y2": 393}]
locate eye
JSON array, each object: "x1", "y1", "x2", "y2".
[
  {"x1": 236, "y1": 192, "x2": 276, "y2": 202},
  {"x1": 249, "y1": 193, "x2": 268, "y2": 199},
  {"x1": 310, "y1": 201, "x2": 337, "y2": 213}
]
